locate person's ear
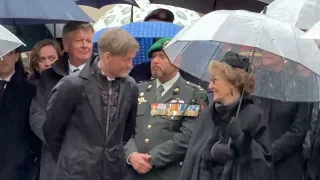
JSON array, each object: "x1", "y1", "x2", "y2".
[
  {"x1": 103, "y1": 52, "x2": 111, "y2": 62},
  {"x1": 14, "y1": 53, "x2": 20, "y2": 62},
  {"x1": 62, "y1": 37, "x2": 69, "y2": 52}
]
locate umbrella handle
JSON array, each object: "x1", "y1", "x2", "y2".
[
  {"x1": 130, "y1": 6, "x2": 134, "y2": 23},
  {"x1": 235, "y1": 50, "x2": 256, "y2": 117},
  {"x1": 262, "y1": 6, "x2": 268, "y2": 14}
]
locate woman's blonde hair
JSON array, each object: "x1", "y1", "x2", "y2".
[{"x1": 209, "y1": 61, "x2": 255, "y2": 96}]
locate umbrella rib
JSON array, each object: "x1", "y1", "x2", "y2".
[
  {"x1": 35, "y1": 0, "x2": 52, "y2": 20},
  {"x1": 255, "y1": 14, "x2": 268, "y2": 53},
  {"x1": 293, "y1": 0, "x2": 307, "y2": 26},
  {"x1": 317, "y1": 74, "x2": 320, "y2": 102}
]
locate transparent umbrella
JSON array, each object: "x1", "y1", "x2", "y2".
[
  {"x1": 164, "y1": 10, "x2": 320, "y2": 102},
  {"x1": 93, "y1": 3, "x2": 200, "y2": 31},
  {"x1": 263, "y1": 0, "x2": 320, "y2": 30},
  {"x1": 301, "y1": 21, "x2": 320, "y2": 40},
  {"x1": 0, "y1": 25, "x2": 24, "y2": 59}
]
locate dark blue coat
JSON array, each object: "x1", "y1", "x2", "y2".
[{"x1": 0, "y1": 73, "x2": 41, "y2": 180}]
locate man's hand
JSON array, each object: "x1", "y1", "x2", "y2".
[{"x1": 129, "y1": 152, "x2": 152, "y2": 174}]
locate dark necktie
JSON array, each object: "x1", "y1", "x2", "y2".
[
  {"x1": 73, "y1": 68, "x2": 80, "y2": 73},
  {"x1": 0, "y1": 80, "x2": 7, "y2": 101},
  {"x1": 156, "y1": 84, "x2": 164, "y2": 102}
]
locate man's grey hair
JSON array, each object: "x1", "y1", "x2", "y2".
[{"x1": 62, "y1": 21, "x2": 94, "y2": 38}]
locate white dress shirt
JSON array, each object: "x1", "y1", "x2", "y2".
[
  {"x1": 68, "y1": 60, "x2": 86, "y2": 74},
  {"x1": 98, "y1": 61, "x2": 115, "y2": 81}
]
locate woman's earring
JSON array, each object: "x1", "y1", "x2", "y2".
[{"x1": 230, "y1": 90, "x2": 234, "y2": 96}]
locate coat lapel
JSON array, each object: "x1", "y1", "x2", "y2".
[
  {"x1": 83, "y1": 77, "x2": 103, "y2": 127},
  {"x1": 51, "y1": 53, "x2": 69, "y2": 76},
  {"x1": 79, "y1": 57, "x2": 103, "y2": 129},
  {"x1": 0, "y1": 74, "x2": 20, "y2": 115},
  {"x1": 115, "y1": 78, "x2": 129, "y2": 121}
]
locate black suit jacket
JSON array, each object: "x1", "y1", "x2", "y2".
[
  {"x1": 43, "y1": 57, "x2": 139, "y2": 180},
  {"x1": 0, "y1": 73, "x2": 41, "y2": 180}
]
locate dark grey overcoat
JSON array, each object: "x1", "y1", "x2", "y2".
[{"x1": 43, "y1": 57, "x2": 139, "y2": 180}]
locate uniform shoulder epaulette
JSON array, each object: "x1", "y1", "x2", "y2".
[
  {"x1": 185, "y1": 81, "x2": 205, "y2": 92},
  {"x1": 137, "y1": 78, "x2": 156, "y2": 84},
  {"x1": 186, "y1": 81, "x2": 209, "y2": 108}
]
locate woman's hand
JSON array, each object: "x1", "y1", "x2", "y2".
[
  {"x1": 226, "y1": 117, "x2": 243, "y2": 140},
  {"x1": 211, "y1": 142, "x2": 234, "y2": 164}
]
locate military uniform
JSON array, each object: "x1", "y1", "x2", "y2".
[{"x1": 124, "y1": 76, "x2": 208, "y2": 180}]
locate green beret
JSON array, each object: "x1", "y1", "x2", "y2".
[{"x1": 147, "y1": 38, "x2": 172, "y2": 58}]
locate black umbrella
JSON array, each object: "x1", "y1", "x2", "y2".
[
  {"x1": 257, "y1": 0, "x2": 273, "y2": 4},
  {"x1": 149, "y1": 0, "x2": 265, "y2": 14},
  {"x1": 74, "y1": 0, "x2": 139, "y2": 8}
]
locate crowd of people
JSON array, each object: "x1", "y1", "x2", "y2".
[{"x1": 0, "y1": 8, "x2": 320, "y2": 180}]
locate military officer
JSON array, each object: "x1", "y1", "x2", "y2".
[{"x1": 124, "y1": 38, "x2": 208, "y2": 180}]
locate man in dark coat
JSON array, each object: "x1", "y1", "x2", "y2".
[
  {"x1": 252, "y1": 52, "x2": 312, "y2": 180},
  {"x1": 29, "y1": 21, "x2": 94, "y2": 180},
  {"x1": 0, "y1": 48, "x2": 41, "y2": 180},
  {"x1": 307, "y1": 103, "x2": 320, "y2": 180},
  {"x1": 43, "y1": 28, "x2": 140, "y2": 180}
]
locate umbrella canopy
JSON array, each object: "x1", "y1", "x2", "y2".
[
  {"x1": 149, "y1": 0, "x2": 265, "y2": 14},
  {"x1": 257, "y1": 0, "x2": 274, "y2": 3},
  {"x1": 264, "y1": 0, "x2": 320, "y2": 30},
  {"x1": 74, "y1": 0, "x2": 139, "y2": 8},
  {"x1": 164, "y1": 10, "x2": 320, "y2": 102},
  {"x1": 94, "y1": 21, "x2": 183, "y2": 42},
  {"x1": 0, "y1": 25, "x2": 24, "y2": 58},
  {"x1": 301, "y1": 21, "x2": 320, "y2": 40},
  {"x1": 94, "y1": 21, "x2": 183, "y2": 66},
  {"x1": 0, "y1": 0, "x2": 93, "y2": 25},
  {"x1": 93, "y1": 3, "x2": 200, "y2": 31}
]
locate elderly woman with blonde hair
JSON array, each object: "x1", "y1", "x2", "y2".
[{"x1": 179, "y1": 51, "x2": 273, "y2": 180}]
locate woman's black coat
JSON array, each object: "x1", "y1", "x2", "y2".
[{"x1": 179, "y1": 99, "x2": 272, "y2": 180}]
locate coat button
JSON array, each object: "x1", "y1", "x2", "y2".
[
  {"x1": 145, "y1": 139, "x2": 149, "y2": 143},
  {"x1": 147, "y1": 125, "x2": 152, "y2": 129}
]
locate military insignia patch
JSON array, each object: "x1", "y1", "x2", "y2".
[
  {"x1": 138, "y1": 97, "x2": 147, "y2": 104},
  {"x1": 170, "y1": 98, "x2": 184, "y2": 104},
  {"x1": 163, "y1": 41, "x2": 170, "y2": 49},
  {"x1": 173, "y1": 87, "x2": 180, "y2": 95},
  {"x1": 146, "y1": 84, "x2": 153, "y2": 92},
  {"x1": 150, "y1": 103, "x2": 200, "y2": 117}
]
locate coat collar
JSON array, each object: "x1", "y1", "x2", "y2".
[
  {"x1": 80, "y1": 56, "x2": 131, "y2": 131},
  {"x1": 143, "y1": 76, "x2": 185, "y2": 104},
  {"x1": 51, "y1": 53, "x2": 69, "y2": 77}
]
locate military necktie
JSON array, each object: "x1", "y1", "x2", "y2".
[
  {"x1": 0, "y1": 80, "x2": 8, "y2": 101},
  {"x1": 156, "y1": 84, "x2": 164, "y2": 102}
]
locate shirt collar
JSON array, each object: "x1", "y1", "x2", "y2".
[
  {"x1": 68, "y1": 60, "x2": 86, "y2": 74},
  {"x1": 156, "y1": 72, "x2": 180, "y2": 91},
  {"x1": 0, "y1": 71, "x2": 14, "y2": 82},
  {"x1": 98, "y1": 61, "x2": 115, "y2": 81}
]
